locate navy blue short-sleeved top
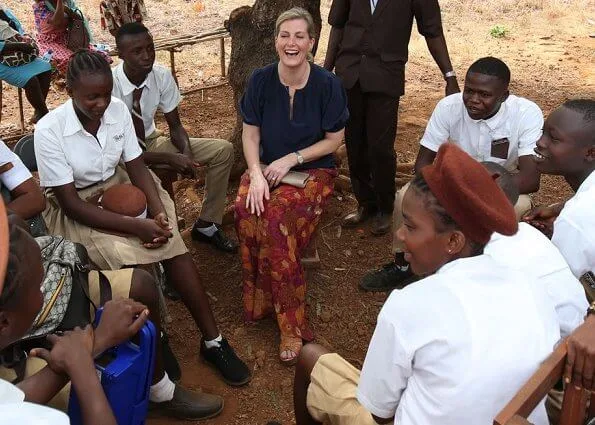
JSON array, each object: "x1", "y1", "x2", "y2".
[{"x1": 240, "y1": 62, "x2": 349, "y2": 170}]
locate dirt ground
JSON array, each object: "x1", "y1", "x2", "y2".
[{"x1": 3, "y1": 0, "x2": 595, "y2": 424}]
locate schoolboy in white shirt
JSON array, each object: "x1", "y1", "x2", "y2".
[
  {"x1": 525, "y1": 99, "x2": 595, "y2": 295},
  {"x1": 362, "y1": 56, "x2": 544, "y2": 291},
  {"x1": 0, "y1": 140, "x2": 45, "y2": 220},
  {"x1": 293, "y1": 144, "x2": 559, "y2": 425},
  {"x1": 482, "y1": 161, "x2": 587, "y2": 338},
  {"x1": 112, "y1": 22, "x2": 237, "y2": 252}
]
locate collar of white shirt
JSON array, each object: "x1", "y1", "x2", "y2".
[
  {"x1": 576, "y1": 169, "x2": 595, "y2": 195},
  {"x1": 115, "y1": 62, "x2": 154, "y2": 96},
  {"x1": 63, "y1": 98, "x2": 119, "y2": 137},
  {"x1": 464, "y1": 100, "x2": 508, "y2": 132}
]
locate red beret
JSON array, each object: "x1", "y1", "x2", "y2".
[{"x1": 420, "y1": 144, "x2": 518, "y2": 244}]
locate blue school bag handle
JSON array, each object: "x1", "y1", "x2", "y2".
[{"x1": 68, "y1": 307, "x2": 157, "y2": 425}]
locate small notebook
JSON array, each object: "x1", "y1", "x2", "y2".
[{"x1": 260, "y1": 164, "x2": 310, "y2": 188}]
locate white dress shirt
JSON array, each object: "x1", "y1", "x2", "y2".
[
  {"x1": 357, "y1": 254, "x2": 559, "y2": 425},
  {"x1": 420, "y1": 93, "x2": 543, "y2": 171},
  {"x1": 34, "y1": 98, "x2": 143, "y2": 189},
  {"x1": 552, "y1": 170, "x2": 595, "y2": 279},
  {"x1": 486, "y1": 222, "x2": 587, "y2": 338},
  {"x1": 112, "y1": 63, "x2": 182, "y2": 137},
  {"x1": 0, "y1": 140, "x2": 32, "y2": 191},
  {"x1": 0, "y1": 379, "x2": 69, "y2": 424}
]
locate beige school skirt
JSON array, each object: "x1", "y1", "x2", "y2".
[{"x1": 42, "y1": 166, "x2": 187, "y2": 270}]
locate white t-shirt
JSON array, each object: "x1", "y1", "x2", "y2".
[
  {"x1": 420, "y1": 93, "x2": 543, "y2": 171},
  {"x1": 111, "y1": 63, "x2": 182, "y2": 138},
  {"x1": 0, "y1": 379, "x2": 69, "y2": 424},
  {"x1": 34, "y1": 98, "x2": 143, "y2": 189},
  {"x1": 552, "y1": 170, "x2": 595, "y2": 279},
  {"x1": 357, "y1": 254, "x2": 559, "y2": 425},
  {"x1": 486, "y1": 222, "x2": 587, "y2": 338},
  {"x1": 0, "y1": 140, "x2": 32, "y2": 191}
]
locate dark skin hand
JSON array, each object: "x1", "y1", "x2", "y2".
[
  {"x1": 564, "y1": 315, "x2": 595, "y2": 390},
  {"x1": 414, "y1": 145, "x2": 437, "y2": 174},
  {"x1": 31, "y1": 326, "x2": 117, "y2": 425},
  {"x1": 425, "y1": 34, "x2": 460, "y2": 96},
  {"x1": 522, "y1": 202, "x2": 564, "y2": 238}
]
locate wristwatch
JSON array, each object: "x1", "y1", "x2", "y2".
[
  {"x1": 444, "y1": 70, "x2": 456, "y2": 80},
  {"x1": 295, "y1": 151, "x2": 304, "y2": 165}
]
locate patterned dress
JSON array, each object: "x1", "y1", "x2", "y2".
[
  {"x1": 100, "y1": 0, "x2": 147, "y2": 33},
  {"x1": 235, "y1": 63, "x2": 349, "y2": 341},
  {"x1": 33, "y1": 0, "x2": 110, "y2": 75}
]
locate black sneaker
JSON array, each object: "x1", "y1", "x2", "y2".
[
  {"x1": 161, "y1": 332, "x2": 181, "y2": 382},
  {"x1": 191, "y1": 224, "x2": 238, "y2": 253},
  {"x1": 200, "y1": 338, "x2": 252, "y2": 386},
  {"x1": 359, "y1": 261, "x2": 416, "y2": 292}
]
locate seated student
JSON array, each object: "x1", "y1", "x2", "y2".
[
  {"x1": 2, "y1": 213, "x2": 223, "y2": 420},
  {"x1": 293, "y1": 144, "x2": 560, "y2": 425},
  {"x1": 0, "y1": 213, "x2": 147, "y2": 425},
  {"x1": 362, "y1": 56, "x2": 544, "y2": 291},
  {"x1": 33, "y1": 50, "x2": 251, "y2": 390},
  {"x1": 523, "y1": 99, "x2": 595, "y2": 292},
  {"x1": 481, "y1": 161, "x2": 587, "y2": 338},
  {"x1": 0, "y1": 139, "x2": 45, "y2": 220},
  {"x1": 112, "y1": 22, "x2": 237, "y2": 252}
]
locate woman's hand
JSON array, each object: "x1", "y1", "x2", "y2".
[
  {"x1": 246, "y1": 169, "x2": 269, "y2": 216},
  {"x1": 133, "y1": 217, "x2": 172, "y2": 248},
  {"x1": 263, "y1": 154, "x2": 297, "y2": 188}
]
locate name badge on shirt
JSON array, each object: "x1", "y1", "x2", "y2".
[
  {"x1": 491, "y1": 138, "x2": 510, "y2": 160},
  {"x1": 113, "y1": 133, "x2": 124, "y2": 143},
  {"x1": 0, "y1": 162, "x2": 13, "y2": 174}
]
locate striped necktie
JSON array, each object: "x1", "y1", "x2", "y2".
[{"x1": 131, "y1": 87, "x2": 146, "y2": 150}]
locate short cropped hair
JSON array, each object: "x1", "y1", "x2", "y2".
[
  {"x1": 275, "y1": 7, "x2": 315, "y2": 39},
  {"x1": 562, "y1": 99, "x2": 595, "y2": 125},
  {"x1": 115, "y1": 22, "x2": 150, "y2": 49},
  {"x1": 481, "y1": 162, "x2": 520, "y2": 206},
  {"x1": 467, "y1": 57, "x2": 511, "y2": 86}
]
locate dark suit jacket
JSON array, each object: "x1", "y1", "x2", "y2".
[{"x1": 329, "y1": 0, "x2": 444, "y2": 97}]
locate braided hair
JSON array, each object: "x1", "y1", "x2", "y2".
[
  {"x1": 409, "y1": 172, "x2": 484, "y2": 255},
  {"x1": 66, "y1": 49, "x2": 112, "y2": 91},
  {"x1": 0, "y1": 223, "x2": 28, "y2": 309}
]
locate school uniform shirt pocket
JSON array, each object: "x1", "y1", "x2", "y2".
[{"x1": 490, "y1": 137, "x2": 510, "y2": 160}]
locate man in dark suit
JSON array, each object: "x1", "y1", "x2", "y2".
[{"x1": 325, "y1": 0, "x2": 459, "y2": 235}]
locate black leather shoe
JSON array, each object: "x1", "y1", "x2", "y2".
[
  {"x1": 191, "y1": 224, "x2": 238, "y2": 253},
  {"x1": 342, "y1": 206, "x2": 377, "y2": 227},
  {"x1": 161, "y1": 332, "x2": 181, "y2": 382},
  {"x1": 200, "y1": 338, "x2": 252, "y2": 387},
  {"x1": 359, "y1": 261, "x2": 416, "y2": 292},
  {"x1": 149, "y1": 384, "x2": 224, "y2": 420},
  {"x1": 371, "y1": 211, "x2": 392, "y2": 236}
]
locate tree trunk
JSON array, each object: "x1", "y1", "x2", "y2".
[{"x1": 225, "y1": 0, "x2": 321, "y2": 179}]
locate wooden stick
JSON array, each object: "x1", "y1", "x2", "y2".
[
  {"x1": 181, "y1": 80, "x2": 229, "y2": 96},
  {"x1": 17, "y1": 88, "x2": 25, "y2": 131},
  {"x1": 219, "y1": 37, "x2": 226, "y2": 77}
]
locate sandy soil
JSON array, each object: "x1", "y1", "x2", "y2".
[{"x1": 2, "y1": 0, "x2": 595, "y2": 424}]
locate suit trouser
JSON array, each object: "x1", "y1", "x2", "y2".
[
  {"x1": 391, "y1": 182, "x2": 534, "y2": 254},
  {"x1": 146, "y1": 133, "x2": 234, "y2": 224},
  {"x1": 345, "y1": 81, "x2": 400, "y2": 213}
]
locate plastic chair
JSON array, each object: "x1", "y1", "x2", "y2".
[
  {"x1": 13, "y1": 134, "x2": 37, "y2": 172},
  {"x1": 68, "y1": 309, "x2": 157, "y2": 425},
  {"x1": 494, "y1": 341, "x2": 595, "y2": 425}
]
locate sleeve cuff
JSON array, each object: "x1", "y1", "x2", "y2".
[
  {"x1": 356, "y1": 389, "x2": 396, "y2": 420},
  {"x1": 122, "y1": 151, "x2": 143, "y2": 163},
  {"x1": 2, "y1": 168, "x2": 33, "y2": 191},
  {"x1": 39, "y1": 177, "x2": 74, "y2": 188},
  {"x1": 419, "y1": 139, "x2": 440, "y2": 152}
]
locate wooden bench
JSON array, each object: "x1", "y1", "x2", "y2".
[{"x1": 494, "y1": 341, "x2": 595, "y2": 425}]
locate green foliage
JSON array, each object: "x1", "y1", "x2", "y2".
[{"x1": 490, "y1": 24, "x2": 509, "y2": 38}]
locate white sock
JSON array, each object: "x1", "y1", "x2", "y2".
[
  {"x1": 204, "y1": 334, "x2": 223, "y2": 349},
  {"x1": 149, "y1": 372, "x2": 176, "y2": 403},
  {"x1": 196, "y1": 223, "x2": 217, "y2": 237}
]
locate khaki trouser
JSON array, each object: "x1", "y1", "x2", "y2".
[
  {"x1": 146, "y1": 133, "x2": 234, "y2": 224},
  {"x1": 391, "y1": 182, "x2": 533, "y2": 254}
]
